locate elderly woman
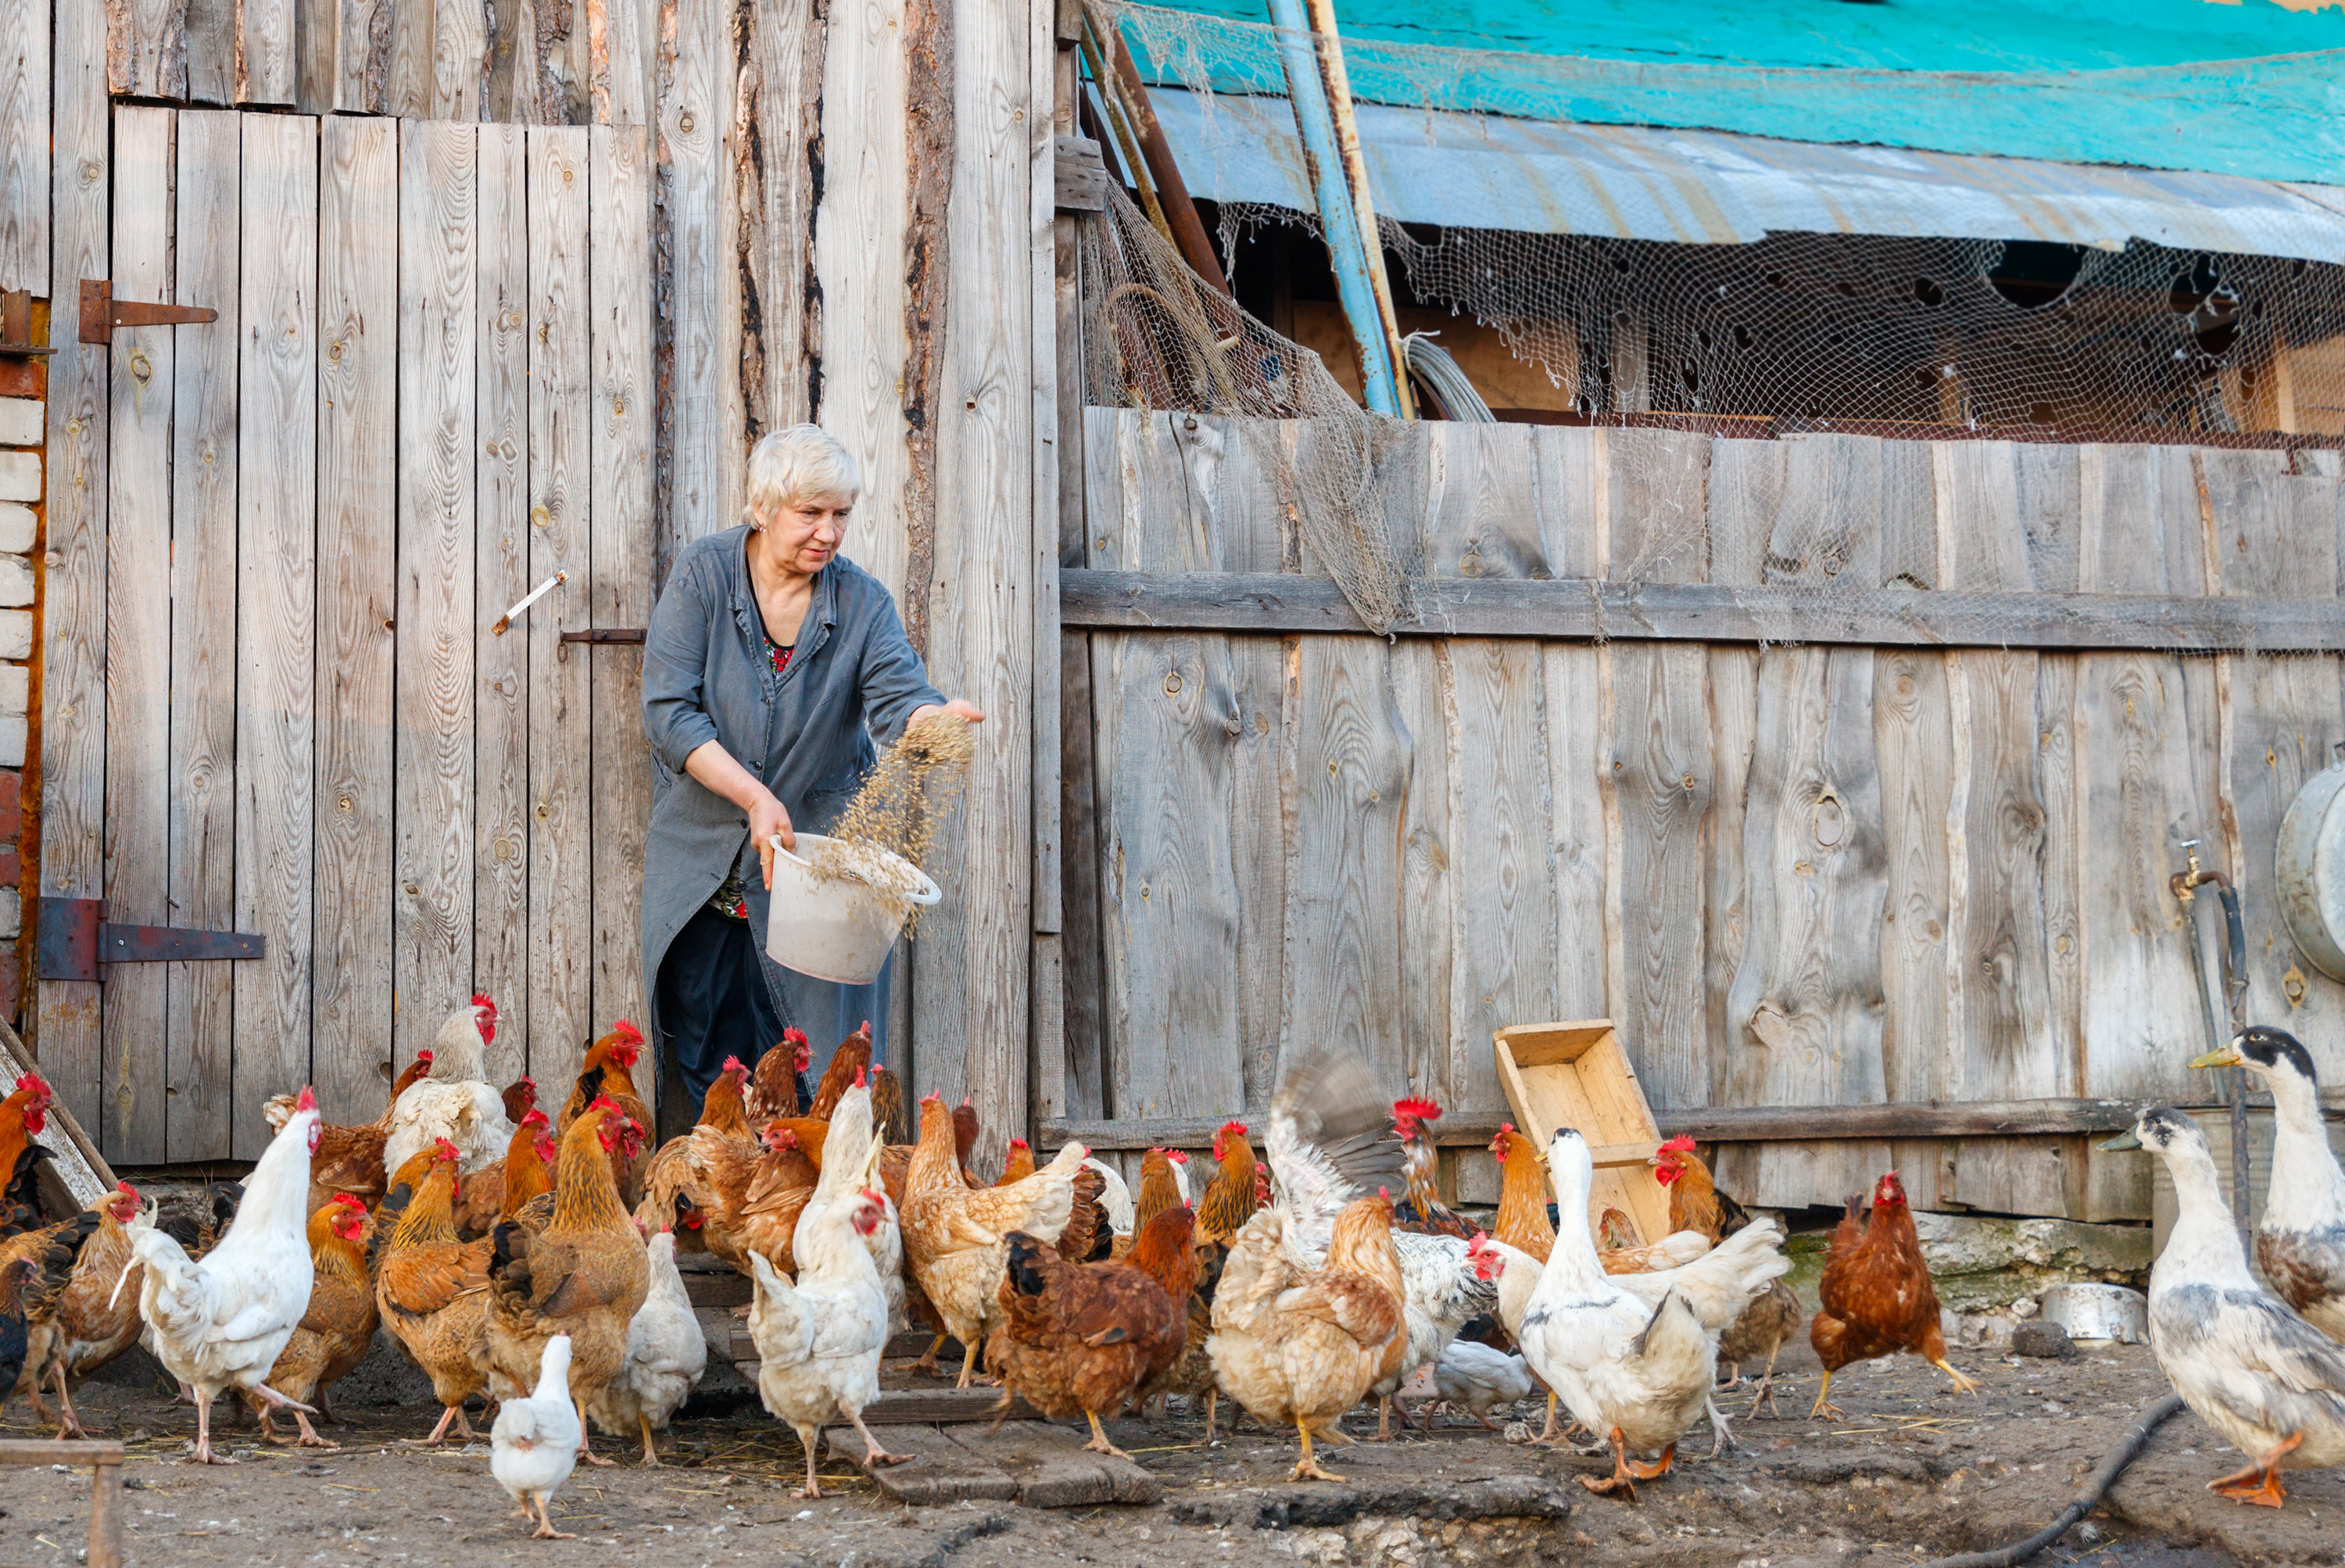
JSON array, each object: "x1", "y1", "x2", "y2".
[{"x1": 641, "y1": 425, "x2": 983, "y2": 1125}]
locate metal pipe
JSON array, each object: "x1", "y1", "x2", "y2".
[
  {"x1": 1089, "y1": 3, "x2": 1230, "y2": 296},
  {"x1": 1301, "y1": 0, "x2": 1413, "y2": 419},
  {"x1": 1261, "y1": 0, "x2": 1406, "y2": 416},
  {"x1": 2173, "y1": 840, "x2": 2254, "y2": 1235}
]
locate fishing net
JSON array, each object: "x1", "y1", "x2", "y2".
[
  {"x1": 813, "y1": 712, "x2": 975, "y2": 933},
  {"x1": 1077, "y1": 1, "x2": 2345, "y2": 648}
]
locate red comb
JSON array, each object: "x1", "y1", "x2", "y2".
[
  {"x1": 432, "y1": 1137, "x2": 460, "y2": 1159},
  {"x1": 1009, "y1": 1137, "x2": 1028, "y2": 1149},
  {"x1": 1166, "y1": 1149, "x2": 1188, "y2": 1163},
  {"x1": 722, "y1": 1055, "x2": 747, "y2": 1076},
  {"x1": 784, "y1": 1027, "x2": 809, "y2": 1047},
  {"x1": 1218, "y1": 1119, "x2": 1248, "y2": 1137},
  {"x1": 613, "y1": 1019, "x2": 643, "y2": 1046},
  {"x1": 295, "y1": 1085, "x2": 317, "y2": 1112},
  {"x1": 521, "y1": 1108, "x2": 549, "y2": 1128},
  {"x1": 417, "y1": 1048, "x2": 434, "y2": 1063},
  {"x1": 588, "y1": 1094, "x2": 621, "y2": 1116},
  {"x1": 1394, "y1": 1096, "x2": 1442, "y2": 1125},
  {"x1": 333, "y1": 1192, "x2": 366, "y2": 1208},
  {"x1": 15, "y1": 1072, "x2": 49, "y2": 1097},
  {"x1": 1659, "y1": 1133, "x2": 1697, "y2": 1155},
  {"x1": 471, "y1": 993, "x2": 495, "y2": 1011}
]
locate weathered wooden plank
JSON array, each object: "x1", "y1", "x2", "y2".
[
  {"x1": 232, "y1": 114, "x2": 318, "y2": 1149},
  {"x1": 734, "y1": 0, "x2": 820, "y2": 433},
  {"x1": 312, "y1": 114, "x2": 400, "y2": 1131},
  {"x1": 1090, "y1": 630, "x2": 1244, "y2": 1121},
  {"x1": 1280, "y1": 635, "x2": 1416, "y2": 1101},
  {"x1": 38, "y1": 0, "x2": 113, "y2": 1137},
  {"x1": 165, "y1": 110, "x2": 240, "y2": 1162},
  {"x1": 811, "y1": 0, "x2": 910, "y2": 600},
  {"x1": 396, "y1": 119, "x2": 479, "y2": 1071},
  {"x1": 528, "y1": 124, "x2": 594, "y2": 1081},
  {"x1": 99, "y1": 106, "x2": 175, "y2": 1165},
  {"x1": 1606, "y1": 428, "x2": 1710, "y2": 1112},
  {"x1": 588, "y1": 0, "x2": 650, "y2": 125},
  {"x1": 235, "y1": 0, "x2": 295, "y2": 102},
  {"x1": 911, "y1": 0, "x2": 1036, "y2": 1165},
  {"x1": 182, "y1": 0, "x2": 231, "y2": 101},
  {"x1": 1228, "y1": 635, "x2": 1287, "y2": 1116},
  {"x1": 107, "y1": 0, "x2": 187, "y2": 98},
  {"x1": 1056, "y1": 570, "x2": 2345, "y2": 653},
  {"x1": 1036, "y1": 1096, "x2": 2154, "y2": 1151},
  {"x1": 1059, "y1": 626, "x2": 1106, "y2": 1119},
  {"x1": 1391, "y1": 639, "x2": 1451, "y2": 1140},
  {"x1": 1423, "y1": 423, "x2": 1549, "y2": 579},
  {"x1": 1441, "y1": 639, "x2": 1552, "y2": 1144},
  {"x1": 589, "y1": 121, "x2": 653, "y2": 1050},
  {"x1": 654, "y1": 0, "x2": 738, "y2": 585},
  {"x1": 0, "y1": 0, "x2": 46, "y2": 293},
  {"x1": 473, "y1": 124, "x2": 531, "y2": 1089}
]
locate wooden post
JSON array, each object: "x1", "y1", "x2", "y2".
[{"x1": 88, "y1": 1448, "x2": 121, "y2": 1568}]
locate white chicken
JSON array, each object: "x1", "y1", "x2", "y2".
[
  {"x1": 1514, "y1": 1128, "x2": 1792, "y2": 1497},
  {"x1": 492, "y1": 1334, "x2": 583, "y2": 1539},
  {"x1": 1082, "y1": 1157, "x2": 1134, "y2": 1238},
  {"x1": 116, "y1": 1090, "x2": 322, "y2": 1464},
  {"x1": 585, "y1": 1229, "x2": 707, "y2": 1465},
  {"x1": 1432, "y1": 1341, "x2": 1537, "y2": 1430},
  {"x1": 748, "y1": 1183, "x2": 900, "y2": 1498},
  {"x1": 384, "y1": 995, "x2": 517, "y2": 1179}
]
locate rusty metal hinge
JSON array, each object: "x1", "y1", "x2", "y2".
[
  {"x1": 36, "y1": 898, "x2": 264, "y2": 984},
  {"x1": 78, "y1": 280, "x2": 219, "y2": 345},
  {"x1": 0, "y1": 290, "x2": 53, "y2": 357}
]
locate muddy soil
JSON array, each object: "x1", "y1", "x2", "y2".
[{"x1": 0, "y1": 1341, "x2": 2336, "y2": 1567}]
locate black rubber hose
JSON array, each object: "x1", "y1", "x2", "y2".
[{"x1": 1919, "y1": 1393, "x2": 2186, "y2": 1568}]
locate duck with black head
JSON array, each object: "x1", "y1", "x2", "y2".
[{"x1": 2189, "y1": 1026, "x2": 2345, "y2": 1344}]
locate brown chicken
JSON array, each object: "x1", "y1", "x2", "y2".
[
  {"x1": 1057, "y1": 1165, "x2": 1111, "y2": 1265},
  {"x1": 1810, "y1": 1172, "x2": 1979, "y2": 1418},
  {"x1": 1490, "y1": 1122, "x2": 1555, "y2": 1264},
  {"x1": 697, "y1": 1122, "x2": 820, "y2": 1273},
  {"x1": 558, "y1": 1022, "x2": 657, "y2": 1207},
  {"x1": 746, "y1": 1029, "x2": 809, "y2": 1125},
  {"x1": 1110, "y1": 1151, "x2": 1183, "y2": 1259},
  {"x1": 1208, "y1": 1191, "x2": 1405, "y2": 1483},
  {"x1": 0, "y1": 1207, "x2": 101, "y2": 1432},
  {"x1": 988, "y1": 1205, "x2": 1197, "y2": 1457},
  {"x1": 503, "y1": 1074, "x2": 539, "y2": 1126},
  {"x1": 809, "y1": 1026, "x2": 873, "y2": 1120},
  {"x1": 1393, "y1": 1098, "x2": 1476, "y2": 1240},
  {"x1": 901, "y1": 1094, "x2": 1090, "y2": 1387},
  {"x1": 0, "y1": 1073, "x2": 58, "y2": 1233},
  {"x1": 868, "y1": 1066, "x2": 908, "y2": 1146},
  {"x1": 636, "y1": 1058, "x2": 764, "y2": 1256},
  {"x1": 1654, "y1": 1137, "x2": 1804, "y2": 1416},
  {"x1": 1194, "y1": 1121, "x2": 1260, "y2": 1244},
  {"x1": 453, "y1": 1110, "x2": 557, "y2": 1239},
  {"x1": 16, "y1": 1182, "x2": 145, "y2": 1436},
  {"x1": 486, "y1": 1098, "x2": 652, "y2": 1461},
  {"x1": 996, "y1": 1138, "x2": 1036, "y2": 1186},
  {"x1": 249, "y1": 1194, "x2": 378, "y2": 1446},
  {"x1": 375, "y1": 1140, "x2": 496, "y2": 1443}
]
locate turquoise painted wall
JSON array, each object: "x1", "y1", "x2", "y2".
[{"x1": 1121, "y1": 0, "x2": 2345, "y2": 182}]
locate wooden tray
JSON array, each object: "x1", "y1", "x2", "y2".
[{"x1": 1493, "y1": 1019, "x2": 1672, "y2": 1246}]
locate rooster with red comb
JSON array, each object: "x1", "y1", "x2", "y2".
[
  {"x1": 1391, "y1": 1097, "x2": 1476, "y2": 1243},
  {"x1": 383, "y1": 996, "x2": 518, "y2": 1187}
]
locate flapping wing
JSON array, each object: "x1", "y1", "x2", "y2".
[{"x1": 1266, "y1": 1047, "x2": 1403, "y2": 1249}]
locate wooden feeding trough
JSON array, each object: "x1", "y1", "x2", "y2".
[{"x1": 1493, "y1": 1020, "x2": 1671, "y2": 1245}]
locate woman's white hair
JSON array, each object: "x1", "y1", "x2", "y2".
[{"x1": 743, "y1": 424, "x2": 861, "y2": 527}]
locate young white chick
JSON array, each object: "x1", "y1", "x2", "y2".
[
  {"x1": 1432, "y1": 1341, "x2": 1537, "y2": 1430},
  {"x1": 492, "y1": 1335, "x2": 583, "y2": 1539}
]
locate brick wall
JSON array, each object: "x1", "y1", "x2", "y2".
[{"x1": 0, "y1": 346, "x2": 37, "y2": 1026}]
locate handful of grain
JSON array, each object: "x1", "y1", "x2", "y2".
[{"x1": 808, "y1": 711, "x2": 974, "y2": 933}]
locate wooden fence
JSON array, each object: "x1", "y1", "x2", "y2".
[
  {"x1": 39, "y1": 107, "x2": 651, "y2": 1163},
  {"x1": 1052, "y1": 410, "x2": 2345, "y2": 1223}
]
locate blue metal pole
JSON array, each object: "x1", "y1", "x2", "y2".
[{"x1": 1262, "y1": 0, "x2": 1405, "y2": 415}]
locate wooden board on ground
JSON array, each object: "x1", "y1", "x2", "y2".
[
  {"x1": 828, "y1": 1421, "x2": 1158, "y2": 1507},
  {"x1": 0, "y1": 1019, "x2": 116, "y2": 1213},
  {"x1": 1492, "y1": 1020, "x2": 1670, "y2": 1244}
]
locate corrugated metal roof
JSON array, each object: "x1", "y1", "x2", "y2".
[{"x1": 1150, "y1": 87, "x2": 2345, "y2": 260}]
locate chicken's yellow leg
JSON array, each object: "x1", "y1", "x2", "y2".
[
  {"x1": 639, "y1": 1414, "x2": 660, "y2": 1466},
  {"x1": 576, "y1": 1398, "x2": 614, "y2": 1466},
  {"x1": 1928, "y1": 1356, "x2": 1980, "y2": 1396},
  {"x1": 955, "y1": 1337, "x2": 981, "y2": 1390},
  {"x1": 1083, "y1": 1410, "x2": 1132, "y2": 1460},
  {"x1": 1289, "y1": 1420, "x2": 1345, "y2": 1484},
  {"x1": 1809, "y1": 1369, "x2": 1842, "y2": 1420}
]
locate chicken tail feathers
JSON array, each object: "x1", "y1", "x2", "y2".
[{"x1": 1004, "y1": 1232, "x2": 1056, "y2": 1301}]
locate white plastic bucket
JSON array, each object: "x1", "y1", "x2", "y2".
[{"x1": 763, "y1": 832, "x2": 940, "y2": 985}]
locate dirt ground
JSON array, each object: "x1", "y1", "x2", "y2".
[{"x1": 1, "y1": 1337, "x2": 2339, "y2": 1568}]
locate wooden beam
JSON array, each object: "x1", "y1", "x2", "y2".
[
  {"x1": 1036, "y1": 1095, "x2": 2177, "y2": 1151},
  {"x1": 1058, "y1": 569, "x2": 2345, "y2": 653}
]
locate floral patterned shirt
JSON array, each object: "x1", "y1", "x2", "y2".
[{"x1": 707, "y1": 639, "x2": 794, "y2": 921}]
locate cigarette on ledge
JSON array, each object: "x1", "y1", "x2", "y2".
[{"x1": 491, "y1": 570, "x2": 568, "y2": 635}]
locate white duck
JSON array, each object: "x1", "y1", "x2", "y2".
[
  {"x1": 2191, "y1": 1027, "x2": 2345, "y2": 1344},
  {"x1": 1513, "y1": 1128, "x2": 1791, "y2": 1496},
  {"x1": 492, "y1": 1334, "x2": 583, "y2": 1539},
  {"x1": 116, "y1": 1090, "x2": 320, "y2": 1463},
  {"x1": 2103, "y1": 1106, "x2": 2345, "y2": 1507},
  {"x1": 384, "y1": 996, "x2": 517, "y2": 1179},
  {"x1": 585, "y1": 1229, "x2": 707, "y2": 1464}
]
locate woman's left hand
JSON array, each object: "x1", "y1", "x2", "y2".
[{"x1": 910, "y1": 699, "x2": 986, "y2": 725}]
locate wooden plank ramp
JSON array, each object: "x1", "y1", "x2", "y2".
[{"x1": 826, "y1": 1421, "x2": 1160, "y2": 1508}]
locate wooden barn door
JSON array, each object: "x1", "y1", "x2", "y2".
[{"x1": 41, "y1": 107, "x2": 652, "y2": 1163}]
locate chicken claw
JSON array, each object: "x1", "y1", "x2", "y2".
[
  {"x1": 1928, "y1": 1356, "x2": 1980, "y2": 1397},
  {"x1": 530, "y1": 1497, "x2": 576, "y2": 1541},
  {"x1": 850, "y1": 1410, "x2": 906, "y2": 1469},
  {"x1": 1288, "y1": 1423, "x2": 1344, "y2": 1484},
  {"x1": 1808, "y1": 1369, "x2": 1843, "y2": 1422},
  {"x1": 1083, "y1": 1411, "x2": 1132, "y2": 1461},
  {"x1": 1579, "y1": 1427, "x2": 1638, "y2": 1498}
]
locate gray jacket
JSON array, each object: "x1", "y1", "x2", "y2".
[{"x1": 638, "y1": 525, "x2": 945, "y2": 1046}]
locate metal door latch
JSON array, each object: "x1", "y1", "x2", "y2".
[
  {"x1": 36, "y1": 898, "x2": 263, "y2": 983},
  {"x1": 77, "y1": 281, "x2": 218, "y2": 345}
]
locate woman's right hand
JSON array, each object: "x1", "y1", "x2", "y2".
[{"x1": 751, "y1": 790, "x2": 796, "y2": 887}]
